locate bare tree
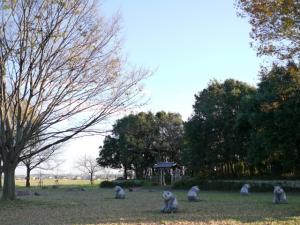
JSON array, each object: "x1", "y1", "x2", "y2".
[
  {"x1": 21, "y1": 144, "x2": 61, "y2": 188},
  {"x1": 0, "y1": 0, "x2": 149, "y2": 200},
  {"x1": 76, "y1": 155, "x2": 100, "y2": 185}
]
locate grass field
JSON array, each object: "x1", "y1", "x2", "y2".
[
  {"x1": 0, "y1": 183, "x2": 299, "y2": 225},
  {"x1": 15, "y1": 178, "x2": 101, "y2": 187}
]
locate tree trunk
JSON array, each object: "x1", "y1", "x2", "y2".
[
  {"x1": 123, "y1": 166, "x2": 128, "y2": 179},
  {"x1": 2, "y1": 165, "x2": 16, "y2": 201},
  {"x1": 25, "y1": 166, "x2": 31, "y2": 188},
  {"x1": 294, "y1": 157, "x2": 300, "y2": 177},
  {"x1": 249, "y1": 165, "x2": 255, "y2": 177},
  {"x1": 135, "y1": 166, "x2": 143, "y2": 179},
  {"x1": 229, "y1": 162, "x2": 235, "y2": 177},
  {"x1": 90, "y1": 172, "x2": 93, "y2": 185}
]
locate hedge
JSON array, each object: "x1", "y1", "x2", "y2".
[
  {"x1": 100, "y1": 179, "x2": 145, "y2": 188},
  {"x1": 172, "y1": 177, "x2": 300, "y2": 192}
]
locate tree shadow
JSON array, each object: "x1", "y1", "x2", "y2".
[{"x1": 0, "y1": 190, "x2": 299, "y2": 225}]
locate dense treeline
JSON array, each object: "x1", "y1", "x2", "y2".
[
  {"x1": 183, "y1": 79, "x2": 256, "y2": 177},
  {"x1": 98, "y1": 63, "x2": 300, "y2": 179},
  {"x1": 98, "y1": 112, "x2": 183, "y2": 179},
  {"x1": 183, "y1": 63, "x2": 300, "y2": 178}
]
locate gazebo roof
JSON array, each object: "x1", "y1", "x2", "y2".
[{"x1": 153, "y1": 162, "x2": 177, "y2": 169}]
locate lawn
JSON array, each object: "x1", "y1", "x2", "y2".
[
  {"x1": 0, "y1": 185, "x2": 299, "y2": 225},
  {"x1": 15, "y1": 178, "x2": 101, "y2": 187}
]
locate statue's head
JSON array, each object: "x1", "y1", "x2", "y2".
[
  {"x1": 114, "y1": 185, "x2": 122, "y2": 192},
  {"x1": 162, "y1": 191, "x2": 173, "y2": 201},
  {"x1": 244, "y1": 184, "x2": 250, "y2": 189},
  {"x1": 274, "y1": 186, "x2": 283, "y2": 195},
  {"x1": 191, "y1": 186, "x2": 200, "y2": 192}
]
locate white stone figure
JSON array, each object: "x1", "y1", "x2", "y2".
[
  {"x1": 161, "y1": 191, "x2": 178, "y2": 213},
  {"x1": 114, "y1": 185, "x2": 125, "y2": 199},
  {"x1": 240, "y1": 184, "x2": 250, "y2": 195},
  {"x1": 187, "y1": 186, "x2": 200, "y2": 201},
  {"x1": 273, "y1": 186, "x2": 287, "y2": 204}
]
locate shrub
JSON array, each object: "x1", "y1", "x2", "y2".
[
  {"x1": 172, "y1": 178, "x2": 241, "y2": 190},
  {"x1": 172, "y1": 177, "x2": 203, "y2": 189},
  {"x1": 114, "y1": 179, "x2": 145, "y2": 188},
  {"x1": 172, "y1": 177, "x2": 300, "y2": 192},
  {"x1": 100, "y1": 180, "x2": 115, "y2": 188},
  {"x1": 100, "y1": 179, "x2": 146, "y2": 188}
]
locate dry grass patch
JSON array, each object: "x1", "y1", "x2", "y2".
[{"x1": 15, "y1": 178, "x2": 101, "y2": 187}]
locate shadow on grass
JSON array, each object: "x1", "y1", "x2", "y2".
[
  {"x1": 0, "y1": 189, "x2": 299, "y2": 225},
  {"x1": 77, "y1": 205, "x2": 300, "y2": 225}
]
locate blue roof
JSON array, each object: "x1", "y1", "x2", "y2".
[{"x1": 153, "y1": 162, "x2": 177, "y2": 168}]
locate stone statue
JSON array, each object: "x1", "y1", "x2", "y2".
[
  {"x1": 273, "y1": 186, "x2": 287, "y2": 204},
  {"x1": 161, "y1": 191, "x2": 178, "y2": 213},
  {"x1": 114, "y1": 185, "x2": 125, "y2": 199},
  {"x1": 240, "y1": 184, "x2": 250, "y2": 195},
  {"x1": 187, "y1": 186, "x2": 200, "y2": 201}
]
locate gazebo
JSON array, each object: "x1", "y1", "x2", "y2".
[{"x1": 153, "y1": 162, "x2": 181, "y2": 186}]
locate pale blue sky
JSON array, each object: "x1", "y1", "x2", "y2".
[
  {"x1": 17, "y1": 1, "x2": 262, "y2": 175},
  {"x1": 102, "y1": 0, "x2": 261, "y2": 120}
]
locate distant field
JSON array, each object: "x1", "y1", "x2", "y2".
[
  {"x1": 0, "y1": 186, "x2": 299, "y2": 225},
  {"x1": 15, "y1": 178, "x2": 101, "y2": 187}
]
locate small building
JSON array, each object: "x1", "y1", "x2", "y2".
[{"x1": 153, "y1": 162, "x2": 181, "y2": 186}]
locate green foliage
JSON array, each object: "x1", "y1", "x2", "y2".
[
  {"x1": 99, "y1": 179, "x2": 145, "y2": 188},
  {"x1": 98, "y1": 136, "x2": 121, "y2": 169},
  {"x1": 242, "y1": 63, "x2": 300, "y2": 177},
  {"x1": 154, "y1": 111, "x2": 184, "y2": 163},
  {"x1": 98, "y1": 111, "x2": 183, "y2": 179},
  {"x1": 171, "y1": 177, "x2": 203, "y2": 189},
  {"x1": 172, "y1": 178, "x2": 241, "y2": 191},
  {"x1": 183, "y1": 79, "x2": 256, "y2": 177},
  {"x1": 99, "y1": 180, "x2": 115, "y2": 188},
  {"x1": 183, "y1": 64, "x2": 300, "y2": 178}
]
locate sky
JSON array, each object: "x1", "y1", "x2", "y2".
[{"x1": 17, "y1": 0, "x2": 262, "y2": 175}]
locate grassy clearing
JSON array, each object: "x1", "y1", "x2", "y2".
[
  {"x1": 0, "y1": 187, "x2": 299, "y2": 225},
  {"x1": 15, "y1": 178, "x2": 101, "y2": 187}
]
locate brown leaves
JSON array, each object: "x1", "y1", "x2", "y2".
[{"x1": 236, "y1": 0, "x2": 300, "y2": 60}]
